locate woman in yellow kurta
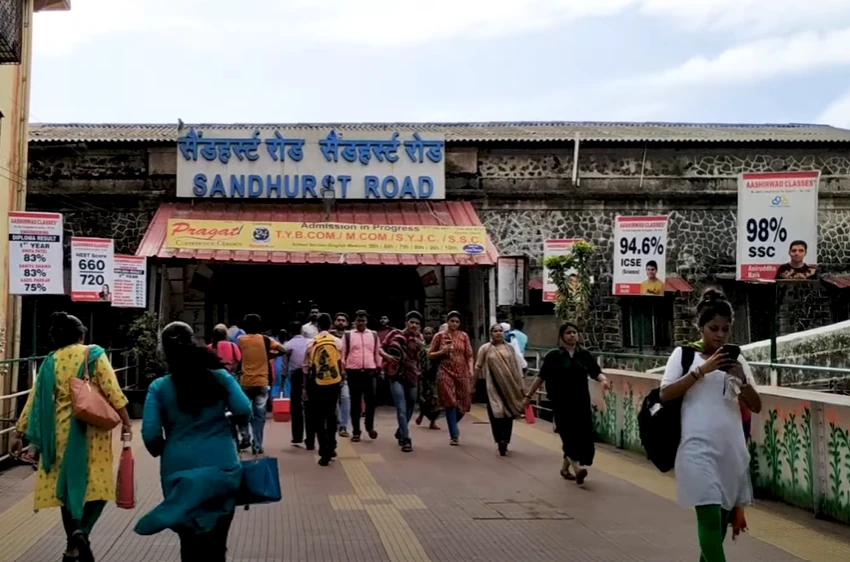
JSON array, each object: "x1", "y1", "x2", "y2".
[{"x1": 11, "y1": 312, "x2": 131, "y2": 562}]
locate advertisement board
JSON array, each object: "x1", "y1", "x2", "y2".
[
  {"x1": 71, "y1": 237, "x2": 114, "y2": 302},
  {"x1": 613, "y1": 215, "x2": 668, "y2": 296},
  {"x1": 8, "y1": 212, "x2": 64, "y2": 295}
]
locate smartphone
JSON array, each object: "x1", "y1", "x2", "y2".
[{"x1": 720, "y1": 344, "x2": 740, "y2": 371}]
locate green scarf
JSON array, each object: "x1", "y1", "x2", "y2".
[{"x1": 25, "y1": 345, "x2": 105, "y2": 521}]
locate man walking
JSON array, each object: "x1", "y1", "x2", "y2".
[
  {"x1": 237, "y1": 314, "x2": 286, "y2": 455},
  {"x1": 284, "y1": 322, "x2": 314, "y2": 449},
  {"x1": 377, "y1": 314, "x2": 393, "y2": 344},
  {"x1": 302, "y1": 303, "x2": 320, "y2": 338},
  {"x1": 342, "y1": 310, "x2": 381, "y2": 442},
  {"x1": 382, "y1": 311, "x2": 425, "y2": 453},
  {"x1": 332, "y1": 313, "x2": 352, "y2": 438},
  {"x1": 304, "y1": 313, "x2": 344, "y2": 466}
]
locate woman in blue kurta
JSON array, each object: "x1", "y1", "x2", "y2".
[{"x1": 136, "y1": 322, "x2": 251, "y2": 562}]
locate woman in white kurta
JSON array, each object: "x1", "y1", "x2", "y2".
[{"x1": 660, "y1": 288, "x2": 761, "y2": 562}]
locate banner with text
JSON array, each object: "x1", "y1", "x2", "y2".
[
  {"x1": 9, "y1": 212, "x2": 65, "y2": 295},
  {"x1": 613, "y1": 215, "x2": 668, "y2": 296},
  {"x1": 165, "y1": 219, "x2": 487, "y2": 255},
  {"x1": 177, "y1": 127, "x2": 445, "y2": 200},
  {"x1": 543, "y1": 239, "x2": 582, "y2": 302},
  {"x1": 736, "y1": 171, "x2": 819, "y2": 281},
  {"x1": 113, "y1": 255, "x2": 147, "y2": 308},
  {"x1": 71, "y1": 237, "x2": 114, "y2": 302}
]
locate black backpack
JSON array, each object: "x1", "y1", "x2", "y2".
[{"x1": 638, "y1": 346, "x2": 695, "y2": 473}]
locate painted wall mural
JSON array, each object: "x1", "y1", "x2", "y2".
[{"x1": 589, "y1": 371, "x2": 850, "y2": 524}]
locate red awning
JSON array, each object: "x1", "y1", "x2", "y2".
[
  {"x1": 528, "y1": 277, "x2": 543, "y2": 290},
  {"x1": 824, "y1": 275, "x2": 850, "y2": 289},
  {"x1": 665, "y1": 275, "x2": 693, "y2": 293},
  {"x1": 136, "y1": 201, "x2": 499, "y2": 266}
]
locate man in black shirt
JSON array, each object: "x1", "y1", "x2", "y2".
[{"x1": 775, "y1": 240, "x2": 817, "y2": 280}]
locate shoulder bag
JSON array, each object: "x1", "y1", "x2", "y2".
[{"x1": 70, "y1": 346, "x2": 122, "y2": 430}]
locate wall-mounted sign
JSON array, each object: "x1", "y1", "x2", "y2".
[
  {"x1": 497, "y1": 257, "x2": 527, "y2": 306},
  {"x1": 8, "y1": 212, "x2": 65, "y2": 295},
  {"x1": 736, "y1": 171, "x2": 819, "y2": 281},
  {"x1": 113, "y1": 255, "x2": 147, "y2": 308},
  {"x1": 176, "y1": 127, "x2": 446, "y2": 200},
  {"x1": 542, "y1": 239, "x2": 581, "y2": 302},
  {"x1": 71, "y1": 237, "x2": 114, "y2": 302},
  {"x1": 164, "y1": 219, "x2": 485, "y2": 255},
  {"x1": 613, "y1": 215, "x2": 668, "y2": 296}
]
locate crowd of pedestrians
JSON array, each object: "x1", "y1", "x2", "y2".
[{"x1": 6, "y1": 289, "x2": 761, "y2": 562}]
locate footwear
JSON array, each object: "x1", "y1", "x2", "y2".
[
  {"x1": 318, "y1": 457, "x2": 330, "y2": 467},
  {"x1": 368, "y1": 430, "x2": 378, "y2": 440},
  {"x1": 429, "y1": 422, "x2": 441, "y2": 430},
  {"x1": 306, "y1": 443, "x2": 315, "y2": 451},
  {"x1": 560, "y1": 468, "x2": 576, "y2": 481},
  {"x1": 238, "y1": 436, "x2": 251, "y2": 450},
  {"x1": 394, "y1": 429, "x2": 400, "y2": 440},
  {"x1": 71, "y1": 532, "x2": 93, "y2": 562},
  {"x1": 339, "y1": 428, "x2": 350, "y2": 438},
  {"x1": 291, "y1": 439, "x2": 303, "y2": 446},
  {"x1": 253, "y1": 447, "x2": 264, "y2": 456},
  {"x1": 575, "y1": 468, "x2": 588, "y2": 485},
  {"x1": 401, "y1": 441, "x2": 413, "y2": 453},
  {"x1": 331, "y1": 451, "x2": 337, "y2": 459},
  {"x1": 450, "y1": 438, "x2": 459, "y2": 446},
  {"x1": 498, "y1": 442, "x2": 508, "y2": 456},
  {"x1": 415, "y1": 415, "x2": 423, "y2": 426},
  {"x1": 351, "y1": 433, "x2": 361, "y2": 443}
]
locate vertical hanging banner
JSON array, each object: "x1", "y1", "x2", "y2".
[
  {"x1": 613, "y1": 215, "x2": 668, "y2": 296},
  {"x1": 542, "y1": 239, "x2": 581, "y2": 302},
  {"x1": 8, "y1": 212, "x2": 65, "y2": 295},
  {"x1": 737, "y1": 171, "x2": 819, "y2": 281},
  {"x1": 113, "y1": 255, "x2": 147, "y2": 308},
  {"x1": 71, "y1": 237, "x2": 114, "y2": 302}
]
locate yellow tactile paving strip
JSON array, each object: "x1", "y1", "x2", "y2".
[
  {"x1": 469, "y1": 405, "x2": 850, "y2": 562},
  {"x1": 330, "y1": 436, "x2": 432, "y2": 562},
  {"x1": 0, "y1": 429, "x2": 145, "y2": 562}
]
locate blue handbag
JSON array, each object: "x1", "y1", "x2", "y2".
[{"x1": 236, "y1": 457, "x2": 282, "y2": 508}]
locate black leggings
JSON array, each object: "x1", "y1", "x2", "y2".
[
  {"x1": 177, "y1": 510, "x2": 235, "y2": 562},
  {"x1": 61, "y1": 500, "x2": 106, "y2": 541}
]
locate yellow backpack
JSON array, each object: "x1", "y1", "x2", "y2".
[{"x1": 309, "y1": 334, "x2": 343, "y2": 386}]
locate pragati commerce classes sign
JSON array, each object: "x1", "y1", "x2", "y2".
[
  {"x1": 165, "y1": 219, "x2": 487, "y2": 255},
  {"x1": 176, "y1": 127, "x2": 446, "y2": 200}
]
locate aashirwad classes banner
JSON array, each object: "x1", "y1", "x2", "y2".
[
  {"x1": 613, "y1": 215, "x2": 668, "y2": 296},
  {"x1": 543, "y1": 239, "x2": 581, "y2": 302},
  {"x1": 8, "y1": 212, "x2": 65, "y2": 295},
  {"x1": 736, "y1": 171, "x2": 819, "y2": 281},
  {"x1": 71, "y1": 237, "x2": 115, "y2": 302}
]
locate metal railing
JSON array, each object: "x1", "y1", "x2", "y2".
[
  {"x1": 0, "y1": 349, "x2": 138, "y2": 463},
  {"x1": 522, "y1": 345, "x2": 850, "y2": 394}
]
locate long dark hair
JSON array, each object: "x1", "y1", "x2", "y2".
[
  {"x1": 696, "y1": 287, "x2": 734, "y2": 327},
  {"x1": 49, "y1": 311, "x2": 86, "y2": 349},
  {"x1": 160, "y1": 322, "x2": 227, "y2": 413}
]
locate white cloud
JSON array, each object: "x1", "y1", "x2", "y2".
[
  {"x1": 34, "y1": 0, "x2": 850, "y2": 56},
  {"x1": 818, "y1": 89, "x2": 850, "y2": 127},
  {"x1": 616, "y1": 26, "x2": 850, "y2": 91}
]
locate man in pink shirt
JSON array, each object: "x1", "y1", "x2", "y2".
[{"x1": 342, "y1": 310, "x2": 381, "y2": 442}]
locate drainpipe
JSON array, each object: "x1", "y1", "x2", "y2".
[{"x1": 571, "y1": 132, "x2": 580, "y2": 186}]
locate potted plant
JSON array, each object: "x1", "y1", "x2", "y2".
[{"x1": 125, "y1": 311, "x2": 167, "y2": 418}]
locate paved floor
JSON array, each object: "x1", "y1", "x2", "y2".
[{"x1": 1, "y1": 405, "x2": 850, "y2": 562}]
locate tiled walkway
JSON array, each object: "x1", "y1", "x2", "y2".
[{"x1": 1, "y1": 406, "x2": 849, "y2": 561}]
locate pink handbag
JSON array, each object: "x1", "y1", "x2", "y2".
[{"x1": 70, "y1": 346, "x2": 121, "y2": 430}]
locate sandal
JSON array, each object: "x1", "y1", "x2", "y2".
[
  {"x1": 450, "y1": 438, "x2": 459, "y2": 446},
  {"x1": 401, "y1": 442, "x2": 413, "y2": 453},
  {"x1": 72, "y1": 532, "x2": 94, "y2": 562},
  {"x1": 560, "y1": 468, "x2": 576, "y2": 481}
]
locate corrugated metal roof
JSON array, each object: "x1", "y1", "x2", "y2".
[
  {"x1": 664, "y1": 275, "x2": 693, "y2": 293},
  {"x1": 136, "y1": 201, "x2": 498, "y2": 266},
  {"x1": 28, "y1": 122, "x2": 850, "y2": 144}
]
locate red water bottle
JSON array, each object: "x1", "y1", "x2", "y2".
[{"x1": 116, "y1": 432, "x2": 135, "y2": 509}]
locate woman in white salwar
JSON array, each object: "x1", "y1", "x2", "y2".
[{"x1": 660, "y1": 288, "x2": 761, "y2": 562}]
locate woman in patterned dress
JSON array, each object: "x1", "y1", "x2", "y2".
[
  {"x1": 429, "y1": 311, "x2": 474, "y2": 446},
  {"x1": 11, "y1": 312, "x2": 131, "y2": 562}
]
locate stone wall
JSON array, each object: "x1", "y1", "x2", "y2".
[{"x1": 23, "y1": 140, "x2": 850, "y2": 352}]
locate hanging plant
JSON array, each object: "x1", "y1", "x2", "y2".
[{"x1": 543, "y1": 240, "x2": 595, "y2": 324}]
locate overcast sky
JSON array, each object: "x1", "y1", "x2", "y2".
[{"x1": 27, "y1": 0, "x2": 850, "y2": 127}]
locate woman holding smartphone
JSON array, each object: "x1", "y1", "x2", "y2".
[{"x1": 660, "y1": 288, "x2": 761, "y2": 562}]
